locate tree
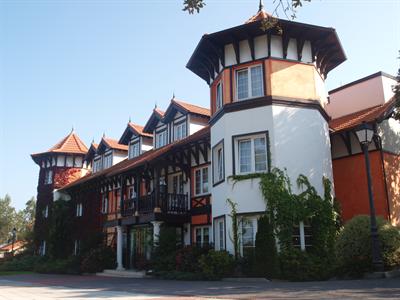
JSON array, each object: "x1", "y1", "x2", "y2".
[
  {"x1": 0, "y1": 194, "x2": 16, "y2": 244},
  {"x1": 183, "y1": 0, "x2": 311, "y2": 20},
  {"x1": 393, "y1": 54, "x2": 400, "y2": 120}
]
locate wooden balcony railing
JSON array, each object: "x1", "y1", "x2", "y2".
[{"x1": 121, "y1": 192, "x2": 188, "y2": 217}]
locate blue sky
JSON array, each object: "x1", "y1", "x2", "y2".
[{"x1": 1, "y1": 0, "x2": 399, "y2": 210}]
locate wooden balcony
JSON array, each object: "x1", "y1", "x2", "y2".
[{"x1": 121, "y1": 192, "x2": 189, "y2": 218}]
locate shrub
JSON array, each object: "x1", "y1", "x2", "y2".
[
  {"x1": 279, "y1": 248, "x2": 334, "y2": 281},
  {"x1": 336, "y1": 215, "x2": 400, "y2": 277},
  {"x1": 0, "y1": 255, "x2": 44, "y2": 272},
  {"x1": 198, "y1": 250, "x2": 235, "y2": 280},
  {"x1": 34, "y1": 256, "x2": 80, "y2": 274},
  {"x1": 175, "y1": 245, "x2": 211, "y2": 273},
  {"x1": 152, "y1": 226, "x2": 180, "y2": 272},
  {"x1": 80, "y1": 246, "x2": 116, "y2": 273}
]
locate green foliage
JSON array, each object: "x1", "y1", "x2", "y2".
[
  {"x1": 34, "y1": 256, "x2": 81, "y2": 274},
  {"x1": 80, "y1": 246, "x2": 116, "y2": 273},
  {"x1": 336, "y1": 215, "x2": 400, "y2": 277},
  {"x1": 279, "y1": 248, "x2": 334, "y2": 281},
  {"x1": 253, "y1": 215, "x2": 279, "y2": 278},
  {"x1": 175, "y1": 245, "x2": 211, "y2": 273},
  {"x1": 0, "y1": 255, "x2": 44, "y2": 272},
  {"x1": 48, "y1": 200, "x2": 73, "y2": 259},
  {"x1": 152, "y1": 226, "x2": 180, "y2": 272},
  {"x1": 226, "y1": 198, "x2": 240, "y2": 260},
  {"x1": 0, "y1": 194, "x2": 17, "y2": 244},
  {"x1": 198, "y1": 250, "x2": 235, "y2": 280},
  {"x1": 393, "y1": 57, "x2": 400, "y2": 120}
]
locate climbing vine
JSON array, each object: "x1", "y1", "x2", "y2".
[{"x1": 226, "y1": 198, "x2": 240, "y2": 260}]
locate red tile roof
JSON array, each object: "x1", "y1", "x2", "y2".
[
  {"x1": 329, "y1": 98, "x2": 396, "y2": 132},
  {"x1": 62, "y1": 126, "x2": 210, "y2": 190},
  {"x1": 128, "y1": 122, "x2": 153, "y2": 138},
  {"x1": 172, "y1": 99, "x2": 211, "y2": 117},
  {"x1": 0, "y1": 241, "x2": 26, "y2": 252},
  {"x1": 103, "y1": 138, "x2": 129, "y2": 151},
  {"x1": 154, "y1": 107, "x2": 165, "y2": 117},
  {"x1": 31, "y1": 131, "x2": 88, "y2": 162}
]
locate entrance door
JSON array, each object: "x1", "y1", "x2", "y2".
[{"x1": 130, "y1": 226, "x2": 152, "y2": 269}]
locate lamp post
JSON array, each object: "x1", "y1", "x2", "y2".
[
  {"x1": 354, "y1": 122, "x2": 384, "y2": 271},
  {"x1": 11, "y1": 228, "x2": 17, "y2": 256}
]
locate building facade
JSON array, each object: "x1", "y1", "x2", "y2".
[{"x1": 31, "y1": 6, "x2": 399, "y2": 268}]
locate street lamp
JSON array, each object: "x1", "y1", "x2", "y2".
[
  {"x1": 354, "y1": 122, "x2": 384, "y2": 271},
  {"x1": 11, "y1": 228, "x2": 17, "y2": 256}
]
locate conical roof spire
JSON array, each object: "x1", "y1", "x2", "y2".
[
  {"x1": 259, "y1": 0, "x2": 264, "y2": 11},
  {"x1": 246, "y1": 0, "x2": 271, "y2": 23}
]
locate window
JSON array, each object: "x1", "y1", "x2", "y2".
[
  {"x1": 172, "y1": 174, "x2": 184, "y2": 194},
  {"x1": 39, "y1": 240, "x2": 46, "y2": 256},
  {"x1": 216, "y1": 81, "x2": 223, "y2": 110},
  {"x1": 214, "y1": 218, "x2": 225, "y2": 251},
  {"x1": 93, "y1": 157, "x2": 102, "y2": 173},
  {"x1": 236, "y1": 65, "x2": 263, "y2": 101},
  {"x1": 241, "y1": 218, "x2": 256, "y2": 254},
  {"x1": 195, "y1": 226, "x2": 210, "y2": 247},
  {"x1": 44, "y1": 169, "x2": 53, "y2": 185},
  {"x1": 195, "y1": 166, "x2": 209, "y2": 195},
  {"x1": 212, "y1": 141, "x2": 224, "y2": 185},
  {"x1": 74, "y1": 240, "x2": 80, "y2": 255},
  {"x1": 235, "y1": 133, "x2": 268, "y2": 174},
  {"x1": 156, "y1": 130, "x2": 168, "y2": 148},
  {"x1": 76, "y1": 203, "x2": 83, "y2": 217},
  {"x1": 129, "y1": 141, "x2": 140, "y2": 159},
  {"x1": 43, "y1": 205, "x2": 49, "y2": 218},
  {"x1": 174, "y1": 122, "x2": 186, "y2": 141},
  {"x1": 293, "y1": 221, "x2": 312, "y2": 251},
  {"x1": 101, "y1": 194, "x2": 108, "y2": 214},
  {"x1": 103, "y1": 154, "x2": 113, "y2": 169}
]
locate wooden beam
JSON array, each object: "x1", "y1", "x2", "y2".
[
  {"x1": 267, "y1": 32, "x2": 271, "y2": 57},
  {"x1": 297, "y1": 39, "x2": 305, "y2": 61},
  {"x1": 282, "y1": 33, "x2": 290, "y2": 59},
  {"x1": 248, "y1": 38, "x2": 255, "y2": 61},
  {"x1": 232, "y1": 40, "x2": 240, "y2": 64}
]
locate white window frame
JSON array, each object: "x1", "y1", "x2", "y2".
[
  {"x1": 293, "y1": 221, "x2": 312, "y2": 251},
  {"x1": 171, "y1": 173, "x2": 184, "y2": 194},
  {"x1": 93, "y1": 157, "x2": 102, "y2": 173},
  {"x1": 76, "y1": 203, "x2": 83, "y2": 217},
  {"x1": 212, "y1": 141, "x2": 224, "y2": 185},
  {"x1": 235, "y1": 64, "x2": 264, "y2": 101},
  {"x1": 240, "y1": 216, "x2": 257, "y2": 255},
  {"x1": 101, "y1": 194, "x2": 108, "y2": 214},
  {"x1": 216, "y1": 81, "x2": 223, "y2": 110},
  {"x1": 44, "y1": 169, "x2": 53, "y2": 185},
  {"x1": 39, "y1": 240, "x2": 46, "y2": 256},
  {"x1": 156, "y1": 130, "x2": 168, "y2": 148},
  {"x1": 194, "y1": 166, "x2": 209, "y2": 196},
  {"x1": 74, "y1": 240, "x2": 80, "y2": 255},
  {"x1": 129, "y1": 141, "x2": 140, "y2": 159},
  {"x1": 195, "y1": 226, "x2": 210, "y2": 247},
  {"x1": 234, "y1": 133, "x2": 268, "y2": 175},
  {"x1": 214, "y1": 217, "x2": 225, "y2": 251},
  {"x1": 103, "y1": 153, "x2": 113, "y2": 169},
  {"x1": 43, "y1": 205, "x2": 49, "y2": 218},
  {"x1": 173, "y1": 122, "x2": 186, "y2": 142}
]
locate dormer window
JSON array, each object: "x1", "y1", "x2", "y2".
[
  {"x1": 236, "y1": 65, "x2": 263, "y2": 101},
  {"x1": 44, "y1": 169, "x2": 53, "y2": 185},
  {"x1": 174, "y1": 122, "x2": 186, "y2": 142},
  {"x1": 129, "y1": 141, "x2": 140, "y2": 159},
  {"x1": 156, "y1": 130, "x2": 167, "y2": 148},
  {"x1": 216, "y1": 81, "x2": 223, "y2": 110},
  {"x1": 93, "y1": 157, "x2": 102, "y2": 173},
  {"x1": 103, "y1": 153, "x2": 112, "y2": 169}
]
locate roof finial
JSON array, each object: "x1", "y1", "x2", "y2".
[
  {"x1": 102, "y1": 132, "x2": 106, "y2": 138},
  {"x1": 154, "y1": 102, "x2": 157, "y2": 109},
  {"x1": 92, "y1": 137, "x2": 95, "y2": 144},
  {"x1": 128, "y1": 116, "x2": 131, "y2": 123},
  {"x1": 71, "y1": 125, "x2": 74, "y2": 133},
  {"x1": 172, "y1": 91, "x2": 175, "y2": 99},
  {"x1": 259, "y1": 0, "x2": 264, "y2": 11}
]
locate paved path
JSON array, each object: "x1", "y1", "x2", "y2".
[{"x1": 0, "y1": 273, "x2": 399, "y2": 299}]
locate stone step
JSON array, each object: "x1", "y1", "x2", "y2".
[{"x1": 96, "y1": 269, "x2": 148, "y2": 278}]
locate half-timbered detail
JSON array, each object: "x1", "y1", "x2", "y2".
[{"x1": 31, "y1": 4, "x2": 399, "y2": 272}]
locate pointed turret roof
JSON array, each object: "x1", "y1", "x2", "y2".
[
  {"x1": 31, "y1": 130, "x2": 88, "y2": 164},
  {"x1": 246, "y1": 0, "x2": 271, "y2": 23}
]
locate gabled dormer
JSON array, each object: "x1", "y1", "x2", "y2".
[
  {"x1": 119, "y1": 122, "x2": 153, "y2": 159},
  {"x1": 143, "y1": 107, "x2": 166, "y2": 149},
  {"x1": 143, "y1": 98, "x2": 210, "y2": 149},
  {"x1": 84, "y1": 142, "x2": 98, "y2": 170},
  {"x1": 92, "y1": 137, "x2": 128, "y2": 173}
]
